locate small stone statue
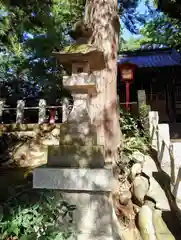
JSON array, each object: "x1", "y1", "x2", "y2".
[{"x1": 69, "y1": 20, "x2": 92, "y2": 43}]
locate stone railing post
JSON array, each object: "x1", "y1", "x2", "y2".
[
  {"x1": 62, "y1": 97, "x2": 70, "y2": 123},
  {"x1": 16, "y1": 100, "x2": 25, "y2": 123},
  {"x1": 149, "y1": 111, "x2": 159, "y2": 150},
  {"x1": 0, "y1": 100, "x2": 4, "y2": 123},
  {"x1": 137, "y1": 90, "x2": 150, "y2": 132},
  {"x1": 38, "y1": 99, "x2": 46, "y2": 124},
  {"x1": 137, "y1": 90, "x2": 146, "y2": 108}
]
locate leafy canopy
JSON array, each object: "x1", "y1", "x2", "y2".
[{"x1": 0, "y1": 0, "x2": 145, "y2": 103}]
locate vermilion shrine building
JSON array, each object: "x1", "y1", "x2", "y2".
[{"x1": 117, "y1": 48, "x2": 181, "y2": 123}]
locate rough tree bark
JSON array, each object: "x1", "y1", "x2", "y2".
[
  {"x1": 84, "y1": 0, "x2": 122, "y2": 164},
  {"x1": 83, "y1": 3, "x2": 142, "y2": 239}
]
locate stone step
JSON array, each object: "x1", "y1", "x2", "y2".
[
  {"x1": 142, "y1": 155, "x2": 170, "y2": 211},
  {"x1": 33, "y1": 167, "x2": 112, "y2": 191},
  {"x1": 48, "y1": 145, "x2": 105, "y2": 168},
  {"x1": 147, "y1": 177, "x2": 170, "y2": 211}
]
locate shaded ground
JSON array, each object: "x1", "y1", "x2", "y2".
[
  {"x1": 169, "y1": 123, "x2": 181, "y2": 139},
  {"x1": 0, "y1": 167, "x2": 31, "y2": 203},
  {"x1": 162, "y1": 211, "x2": 181, "y2": 239}
]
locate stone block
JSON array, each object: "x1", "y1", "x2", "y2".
[
  {"x1": 13, "y1": 143, "x2": 48, "y2": 167},
  {"x1": 59, "y1": 123, "x2": 97, "y2": 145},
  {"x1": 33, "y1": 168, "x2": 113, "y2": 191},
  {"x1": 172, "y1": 142, "x2": 181, "y2": 185},
  {"x1": 157, "y1": 124, "x2": 170, "y2": 167},
  {"x1": 65, "y1": 94, "x2": 92, "y2": 124},
  {"x1": 63, "y1": 73, "x2": 96, "y2": 94},
  {"x1": 142, "y1": 155, "x2": 158, "y2": 178},
  {"x1": 45, "y1": 191, "x2": 114, "y2": 240},
  {"x1": 137, "y1": 90, "x2": 146, "y2": 107},
  {"x1": 173, "y1": 167, "x2": 181, "y2": 200},
  {"x1": 72, "y1": 62, "x2": 90, "y2": 74},
  {"x1": 146, "y1": 177, "x2": 170, "y2": 211},
  {"x1": 149, "y1": 111, "x2": 159, "y2": 150},
  {"x1": 62, "y1": 192, "x2": 113, "y2": 239},
  {"x1": 47, "y1": 145, "x2": 104, "y2": 168}
]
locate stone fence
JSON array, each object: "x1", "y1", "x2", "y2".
[
  {"x1": 0, "y1": 99, "x2": 72, "y2": 124},
  {"x1": 149, "y1": 111, "x2": 181, "y2": 201}
]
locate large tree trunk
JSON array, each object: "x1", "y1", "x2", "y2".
[{"x1": 84, "y1": 0, "x2": 122, "y2": 164}]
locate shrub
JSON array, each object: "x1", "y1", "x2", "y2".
[
  {"x1": 0, "y1": 183, "x2": 76, "y2": 240},
  {"x1": 119, "y1": 108, "x2": 140, "y2": 138}
]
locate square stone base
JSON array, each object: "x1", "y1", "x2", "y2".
[
  {"x1": 33, "y1": 167, "x2": 112, "y2": 191},
  {"x1": 33, "y1": 167, "x2": 115, "y2": 239},
  {"x1": 48, "y1": 145, "x2": 105, "y2": 168},
  {"x1": 62, "y1": 192, "x2": 114, "y2": 240}
]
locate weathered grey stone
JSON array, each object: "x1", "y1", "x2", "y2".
[
  {"x1": 132, "y1": 151, "x2": 145, "y2": 163},
  {"x1": 59, "y1": 192, "x2": 114, "y2": 240},
  {"x1": 12, "y1": 143, "x2": 47, "y2": 167},
  {"x1": 173, "y1": 167, "x2": 181, "y2": 200},
  {"x1": 130, "y1": 163, "x2": 142, "y2": 181},
  {"x1": 149, "y1": 111, "x2": 159, "y2": 150},
  {"x1": 142, "y1": 155, "x2": 158, "y2": 177},
  {"x1": 38, "y1": 99, "x2": 46, "y2": 124},
  {"x1": 133, "y1": 204, "x2": 140, "y2": 214},
  {"x1": 144, "y1": 199, "x2": 156, "y2": 209},
  {"x1": 132, "y1": 176, "x2": 149, "y2": 206},
  {"x1": 59, "y1": 123, "x2": 97, "y2": 145},
  {"x1": 63, "y1": 73, "x2": 97, "y2": 94},
  {"x1": 119, "y1": 189, "x2": 132, "y2": 206},
  {"x1": 33, "y1": 168, "x2": 113, "y2": 191},
  {"x1": 16, "y1": 100, "x2": 25, "y2": 123},
  {"x1": 146, "y1": 177, "x2": 170, "y2": 211},
  {"x1": 138, "y1": 205, "x2": 156, "y2": 240},
  {"x1": 137, "y1": 90, "x2": 146, "y2": 107},
  {"x1": 118, "y1": 180, "x2": 132, "y2": 205},
  {"x1": 67, "y1": 93, "x2": 91, "y2": 123},
  {"x1": 157, "y1": 124, "x2": 170, "y2": 168},
  {"x1": 172, "y1": 142, "x2": 181, "y2": 186},
  {"x1": 47, "y1": 145, "x2": 104, "y2": 168}
]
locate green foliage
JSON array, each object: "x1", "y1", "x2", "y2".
[
  {"x1": 0, "y1": 0, "x2": 146, "y2": 103},
  {"x1": 119, "y1": 108, "x2": 140, "y2": 138},
  {"x1": 123, "y1": 136, "x2": 149, "y2": 155},
  {"x1": 119, "y1": 108, "x2": 149, "y2": 155},
  {"x1": 119, "y1": 36, "x2": 141, "y2": 51},
  {"x1": 0, "y1": 184, "x2": 76, "y2": 240},
  {"x1": 63, "y1": 44, "x2": 93, "y2": 53},
  {"x1": 0, "y1": 0, "x2": 85, "y2": 102},
  {"x1": 139, "y1": 104, "x2": 150, "y2": 135},
  {"x1": 139, "y1": 14, "x2": 181, "y2": 48}
]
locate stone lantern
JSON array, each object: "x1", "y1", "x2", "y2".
[
  {"x1": 46, "y1": 43, "x2": 106, "y2": 168},
  {"x1": 33, "y1": 23, "x2": 115, "y2": 240}
]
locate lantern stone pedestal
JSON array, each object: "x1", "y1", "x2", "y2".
[{"x1": 33, "y1": 44, "x2": 116, "y2": 239}]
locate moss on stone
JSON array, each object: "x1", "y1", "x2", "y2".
[{"x1": 63, "y1": 44, "x2": 97, "y2": 54}]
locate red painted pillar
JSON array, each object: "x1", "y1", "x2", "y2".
[
  {"x1": 49, "y1": 108, "x2": 55, "y2": 123},
  {"x1": 125, "y1": 81, "x2": 130, "y2": 111}
]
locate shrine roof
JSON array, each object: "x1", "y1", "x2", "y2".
[{"x1": 118, "y1": 48, "x2": 181, "y2": 68}]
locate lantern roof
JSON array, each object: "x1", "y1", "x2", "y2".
[{"x1": 52, "y1": 44, "x2": 105, "y2": 71}]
